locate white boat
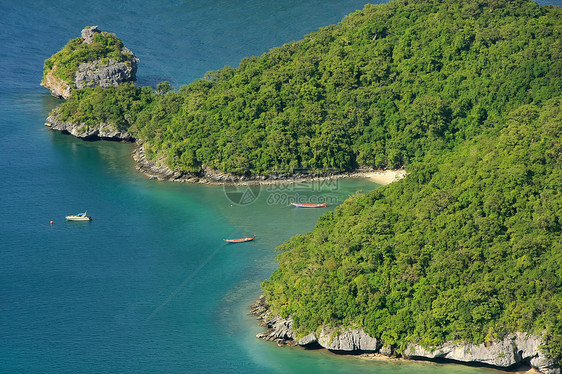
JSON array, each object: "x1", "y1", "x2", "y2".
[{"x1": 65, "y1": 211, "x2": 92, "y2": 221}]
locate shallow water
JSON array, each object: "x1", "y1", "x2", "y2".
[{"x1": 1, "y1": 0, "x2": 558, "y2": 372}]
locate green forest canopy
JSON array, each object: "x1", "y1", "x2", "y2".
[
  {"x1": 262, "y1": 98, "x2": 562, "y2": 359},
  {"x1": 45, "y1": 0, "x2": 562, "y2": 362},
  {"x1": 50, "y1": 0, "x2": 561, "y2": 176}
]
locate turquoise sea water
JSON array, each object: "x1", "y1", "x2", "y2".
[{"x1": 1, "y1": 1, "x2": 560, "y2": 373}]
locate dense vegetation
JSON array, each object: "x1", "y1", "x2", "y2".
[
  {"x1": 50, "y1": 0, "x2": 561, "y2": 176},
  {"x1": 42, "y1": 27, "x2": 132, "y2": 87},
  {"x1": 262, "y1": 98, "x2": 562, "y2": 359},
  {"x1": 45, "y1": 0, "x2": 562, "y2": 363}
]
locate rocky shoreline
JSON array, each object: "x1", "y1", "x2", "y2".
[
  {"x1": 250, "y1": 295, "x2": 560, "y2": 374},
  {"x1": 45, "y1": 116, "x2": 135, "y2": 142},
  {"x1": 131, "y1": 142, "x2": 406, "y2": 186},
  {"x1": 44, "y1": 115, "x2": 405, "y2": 186}
]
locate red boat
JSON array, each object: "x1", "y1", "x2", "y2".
[
  {"x1": 224, "y1": 235, "x2": 256, "y2": 243},
  {"x1": 290, "y1": 202, "x2": 327, "y2": 208}
]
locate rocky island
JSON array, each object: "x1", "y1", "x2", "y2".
[
  {"x1": 41, "y1": 26, "x2": 138, "y2": 99},
  {"x1": 41, "y1": 1, "x2": 561, "y2": 373}
]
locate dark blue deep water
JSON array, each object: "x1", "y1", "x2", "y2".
[{"x1": 1, "y1": 1, "x2": 559, "y2": 373}]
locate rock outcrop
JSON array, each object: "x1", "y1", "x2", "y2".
[
  {"x1": 317, "y1": 327, "x2": 380, "y2": 351},
  {"x1": 250, "y1": 295, "x2": 378, "y2": 351},
  {"x1": 44, "y1": 115, "x2": 134, "y2": 141},
  {"x1": 74, "y1": 57, "x2": 137, "y2": 90},
  {"x1": 250, "y1": 295, "x2": 560, "y2": 374},
  {"x1": 404, "y1": 333, "x2": 560, "y2": 374},
  {"x1": 81, "y1": 25, "x2": 100, "y2": 43},
  {"x1": 42, "y1": 67, "x2": 72, "y2": 99},
  {"x1": 42, "y1": 26, "x2": 139, "y2": 99}
]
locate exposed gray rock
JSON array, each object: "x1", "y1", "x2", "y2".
[
  {"x1": 298, "y1": 333, "x2": 318, "y2": 346},
  {"x1": 132, "y1": 144, "x2": 197, "y2": 183},
  {"x1": 404, "y1": 332, "x2": 559, "y2": 374},
  {"x1": 514, "y1": 333, "x2": 560, "y2": 374},
  {"x1": 81, "y1": 25, "x2": 100, "y2": 43},
  {"x1": 531, "y1": 354, "x2": 561, "y2": 374},
  {"x1": 250, "y1": 296, "x2": 559, "y2": 373},
  {"x1": 45, "y1": 115, "x2": 134, "y2": 141},
  {"x1": 75, "y1": 58, "x2": 138, "y2": 90},
  {"x1": 267, "y1": 315, "x2": 295, "y2": 341},
  {"x1": 404, "y1": 340, "x2": 516, "y2": 367},
  {"x1": 317, "y1": 326, "x2": 379, "y2": 351},
  {"x1": 249, "y1": 296, "x2": 296, "y2": 345}
]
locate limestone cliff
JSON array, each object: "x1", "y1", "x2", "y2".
[
  {"x1": 42, "y1": 66, "x2": 72, "y2": 99},
  {"x1": 44, "y1": 115, "x2": 134, "y2": 141},
  {"x1": 251, "y1": 295, "x2": 379, "y2": 351},
  {"x1": 403, "y1": 333, "x2": 560, "y2": 374},
  {"x1": 41, "y1": 26, "x2": 139, "y2": 99},
  {"x1": 250, "y1": 296, "x2": 560, "y2": 373}
]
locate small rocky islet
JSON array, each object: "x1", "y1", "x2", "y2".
[{"x1": 41, "y1": 25, "x2": 138, "y2": 99}]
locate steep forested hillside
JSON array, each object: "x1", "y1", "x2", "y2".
[
  {"x1": 262, "y1": 98, "x2": 562, "y2": 359},
  {"x1": 49, "y1": 0, "x2": 561, "y2": 176}
]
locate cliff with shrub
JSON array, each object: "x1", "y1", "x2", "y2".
[{"x1": 42, "y1": 26, "x2": 138, "y2": 99}]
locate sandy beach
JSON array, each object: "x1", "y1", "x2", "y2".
[{"x1": 358, "y1": 170, "x2": 407, "y2": 185}]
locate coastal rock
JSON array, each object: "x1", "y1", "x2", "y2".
[
  {"x1": 249, "y1": 296, "x2": 296, "y2": 344},
  {"x1": 317, "y1": 327, "x2": 379, "y2": 351},
  {"x1": 251, "y1": 296, "x2": 378, "y2": 351},
  {"x1": 515, "y1": 333, "x2": 560, "y2": 374},
  {"x1": 297, "y1": 333, "x2": 318, "y2": 346},
  {"x1": 404, "y1": 332, "x2": 560, "y2": 374},
  {"x1": 380, "y1": 345, "x2": 394, "y2": 356},
  {"x1": 132, "y1": 144, "x2": 197, "y2": 182},
  {"x1": 45, "y1": 115, "x2": 134, "y2": 141},
  {"x1": 42, "y1": 69, "x2": 72, "y2": 99},
  {"x1": 267, "y1": 315, "x2": 295, "y2": 341},
  {"x1": 42, "y1": 26, "x2": 139, "y2": 99},
  {"x1": 531, "y1": 354, "x2": 561, "y2": 374}
]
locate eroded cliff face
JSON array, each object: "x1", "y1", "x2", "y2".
[
  {"x1": 44, "y1": 115, "x2": 134, "y2": 141},
  {"x1": 251, "y1": 296, "x2": 379, "y2": 351},
  {"x1": 41, "y1": 26, "x2": 139, "y2": 99},
  {"x1": 404, "y1": 333, "x2": 560, "y2": 374},
  {"x1": 42, "y1": 67, "x2": 72, "y2": 99},
  {"x1": 250, "y1": 296, "x2": 560, "y2": 374}
]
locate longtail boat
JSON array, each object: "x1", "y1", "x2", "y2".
[
  {"x1": 224, "y1": 235, "x2": 256, "y2": 243},
  {"x1": 290, "y1": 202, "x2": 327, "y2": 208}
]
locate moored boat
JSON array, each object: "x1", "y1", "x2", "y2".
[
  {"x1": 290, "y1": 202, "x2": 327, "y2": 208},
  {"x1": 65, "y1": 211, "x2": 92, "y2": 221},
  {"x1": 224, "y1": 235, "x2": 256, "y2": 243}
]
